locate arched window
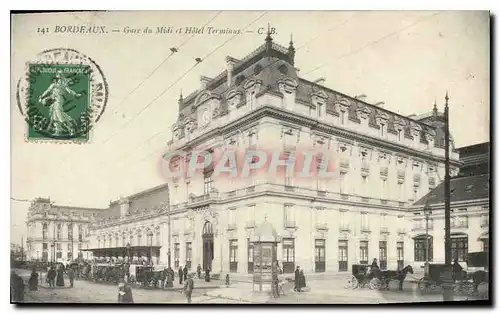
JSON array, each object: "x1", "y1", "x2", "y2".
[
  {"x1": 137, "y1": 230, "x2": 142, "y2": 246},
  {"x1": 97, "y1": 236, "x2": 101, "y2": 249},
  {"x1": 108, "y1": 236, "x2": 112, "y2": 248},
  {"x1": 68, "y1": 223, "x2": 73, "y2": 240},
  {"x1": 156, "y1": 228, "x2": 161, "y2": 246},
  {"x1": 413, "y1": 234, "x2": 433, "y2": 262},
  {"x1": 115, "y1": 235, "x2": 119, "y2": 247},
  {"x1": 203, "y1": 221, "x2": 214, "y2": 236},
  {"x1": 122, "y1": 234, "x2": 127, "y2": 247},
  {"x1": 129, "y1": 233, "x2": 134, "y2": 246},
  {"x1": 42, "y1": 223, "x2": 48, "y2": 240}
]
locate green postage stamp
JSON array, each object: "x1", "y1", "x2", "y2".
[{"x1": 16, "y1": 48, "x2": 108, "y2": 143}]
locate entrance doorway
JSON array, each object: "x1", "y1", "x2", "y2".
[{"x1": 202, "y1": 221, "x2": 214, "y2": 271}]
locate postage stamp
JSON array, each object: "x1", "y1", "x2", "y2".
[{"x1": 16, "y1": 48, "x2": 108, "y2": 143}]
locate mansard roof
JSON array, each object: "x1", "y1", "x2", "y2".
[
  {"x1": 414, "y1": 173, "x2": 489, "y2": 206},
  {"x1": 177, "y1": 35, "x2": 441, "y2": 140}
]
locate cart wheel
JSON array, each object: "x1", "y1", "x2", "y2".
[
  {"x1": 370, "y1": 278, "x2": 382, "y2": 290},
  {"x1": 418, "y1": 278, "x2": 431, "y2": 294},
  {"x1": 345, "y1": 276, "x2": 358, "y2": 289}
]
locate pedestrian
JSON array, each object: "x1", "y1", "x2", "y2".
[
  {"x1": 183, "y1": 265, "x2": 188, "y2": 281},
  {"x1": 11, "y1": 270, "x2": 25, "y2": 302},
  {"x1": 205, "y1": 268, "x2": 211, "y2": 282},
  {"x1": 68, "y1": 266, "x2": 75, "y2": 287},
  {"x1": 178, "y1": 266, "x2": 184, "y2": 285},
  {"x1": 28, "y1": 268, "x2": 39, "y2": 291},
  {"x1": 294, "y1": 266, "x2": 300, "y2": 291},
  {"x1": 117, "y1": 282, "x2": 134, "y2": 303},
  {"x1": 197, "y1": 264, "x2": 202, "y2": 279},
  {"x1": 47, "y1": 266, "x2": 56, "y2": 287},
  {"x1": 183, "y1": 273, "x2": 194, "y2": 304},
  {"x1": 55, "y1": 264, "x2": 65, "y2": 287},
  {"x1": 298, "y1": 269, "x2": 306, "y2": 292}
]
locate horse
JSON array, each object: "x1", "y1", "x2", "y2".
[
  {"x1": 470, "y1": 270, "x2": 488, "y2": 292},
  {"x1": 380, "y1": 265, "x2": 414, "y2": 291}
]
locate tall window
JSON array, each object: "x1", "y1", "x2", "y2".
[
  {"x1": 122, "y1": 234, "x2": 126, "y2": 247},
  {"x1": 412, "y1": 186, "x2": 419, "y2": 201},
  {"x1": 340, "y1": 172, "x2": 346, "y2": 194},
  {"x1": 361, "y1": 176, "x2": 368, "y2": 197},
  {"x1": 248, "y1": 239, "x2": 254, "y2": 273},
  {"x1": 379, "y1": 241, "x2": 387, "y2": 270},
  {"x1": 380, "y1": 123, "x2": 385, "y2": 137},
  {"x1": 480, "y1": 214, "x2": 489, "y2": 227},
  {"x1": 360, "y1": 241, "x2": 368, "y2": 264},
  {"x1": 451, "y1": 236, "x2": 468, "y2": 262},
  {"x1": 398, "y1": 183, "x2": 405, "y2": 201},
  {"x1": 137, "y1": 232, "x2": 142, "y2": 246},
  {"x1": 338, "y1": 240, "x2": 348, "y2": 271},
  {"x1": 115, "y1": 236, "x2": 119, "y2": 247},
  {"x1": 381, "y1": 178, "x2": 387, "y2": 200},
  {"x1": 317, "y1": 102, "x2": 323, "y2": 118},
  {"x1": 174, "y1": 243, "x2": 180, "y2": 269},
  {"x1": 186, "y1": 242, "x2": 192, "y2": 269},
  {"x1": 340, "y1": 110, "x2": 346, "y2": 124},
  {"x1": 68, "y1": 223, "x2": 73, "y2": 240},
  {"x1": 482, "y1": 239, "x2": 489, "y2": 252},
  {"x1": 361, "y1": 213, "x2": 369, "y2": 231},
  {"x1": 397, "y1": 241, "x2": 404, "y2": 270},
  {"x1": 397, "y1": 129, "x2": 402, "y2": 141},
  {"x1": 204, "y1": 172, "x2": 214, "y2": 195},
  {"x1": 229, "y1": 240, "x2": 238, "y2": 273},
  {"x1": 42, "y1": 223, "x2": 48, "y2": 240},
  {"x1": 78, "y1": 225, "x2": 83, "y2": 241},
  {"x1": 282, "y1": 238, "x2": 295, "y2": 273},
  {"x1": 156, "y1": 229, "x2": 161, "y2": 246},
  {"x1": 315, "y1": 239, "x2": 326, "y2": 273},
  {"x1": 57, "y1": 224, "x2": 62, "y2": 240},
  {"x1": 414, "y1": 235, "x2": 433, "y2": 262},
  {"x1": 284, "y1": 204, "x2": 295, "y2": 227}
]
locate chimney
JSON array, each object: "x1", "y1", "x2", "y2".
[
  {"x1": 313, "y1": 78, "x2": 326, "y2": 86},
  {"x1": 355, "y1": 94, "x2": 367, "y2": 101},
  {"x1": 200, "y1": 76, "x2": 212, "y2": 89},
  {"x1": 225, "y1": 56, "x2": 238, "y2": 88}
]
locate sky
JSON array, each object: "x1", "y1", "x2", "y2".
[{"x1": 10, "y1": 11, "x2": 490, "y2": 244}]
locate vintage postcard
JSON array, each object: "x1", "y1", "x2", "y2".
[{"x1": 10, "y1": 10, "x2": 490, "y2": 304}]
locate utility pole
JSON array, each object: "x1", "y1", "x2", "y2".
[
  {"x1": 21, "y1": 236, "x2": 24, "y2": 262},
  {"x1": 168, "y1": 204, "x2": 172, "y2": 268},
  {"x1": 442, "y1": 92, "x2": 454, "y2": 302}
]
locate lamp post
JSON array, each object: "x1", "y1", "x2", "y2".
[
  {"x1": 423, "y1": 203, "x2": 432, "y2": 276},
  {"x1": 442, "y1": 92, "x2": 454, "y2": 302},
  {"x1": 37, "y1": 250, "x2": 39, "y2": 261},
  {"x1": 148, "y1": 231, "x2": 154, "y2": 265},
  {"x1": 51, "y1": 243, "x2": 55, "y2": 264},
  {"x1": 168, "y1": 205, "x2": 172, "y2": 268},
  {"x1": 126, "y1": 242, "x2": 131, "y2": 262}
]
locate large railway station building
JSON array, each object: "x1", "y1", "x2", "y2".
[{"x1": 25, "y1": 34, "x2": 489, "y2": 277}]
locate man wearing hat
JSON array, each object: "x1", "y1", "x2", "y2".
[{"x1": 183, "y1": 273, "x2": 194, "y2": 304}]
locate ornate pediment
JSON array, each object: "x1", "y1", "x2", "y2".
[
  {"x1": 277, "y1": 78, "x2": 298, "y2": 94},
  {"x1": 394, "y1": 117, "x2": 406, "y2": 130},
  {"x1": 375, "y1": 110, "x2": 390, "y2": 125},
  {"x1": 226, "y1": 90, "x2": 243, "y2": 109},
  {"x1": 356, "y1": 106, "x2": 371, "y2": 120},
  {"x1": 243, "y1": 79, "x2": 263, "y2": 92}
]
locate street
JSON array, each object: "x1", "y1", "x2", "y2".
[{"x1": 13, "y1": 269, "x2": 488, "y2": 304}]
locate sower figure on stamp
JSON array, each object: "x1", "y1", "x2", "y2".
[
  {"x1": 183, "y1": 274, "x2": 194, "y2": 304},
  {"x1": 38, "y1": 70, "x2": 81, "y2": 136}
]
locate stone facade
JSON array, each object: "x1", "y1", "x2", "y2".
[{"x1": 25, "y1": 198, "x2": 99, "y2": 262}]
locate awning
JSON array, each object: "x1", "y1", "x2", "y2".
[{"x1": 81, "y1": 246, "x2": 162, "y2": 256}]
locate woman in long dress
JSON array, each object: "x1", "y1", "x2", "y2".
[
  {"x1": 28, "y1": 268, "x2": 39, "y2": 291},
  {"x1": 38, "y1": 70, "x2": 81, "y2": 136},
  {"x1": 55, "y1": 265, "x2": 65, "y2": 287}
]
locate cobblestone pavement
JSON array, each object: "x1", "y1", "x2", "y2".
[
  {"x1": 14, "y1": 269, "x2": 488, "y2": 304},
  {"x1": 15, "y1": 269, "x2": 218, "y2": 304}
]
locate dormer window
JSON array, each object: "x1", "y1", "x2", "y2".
[
  {"x1": 380, "y1": 123, "x2": 385, "y2": 137},
  {"x1": 398, "y1": 129, "x2": 402, "y2": 141},
  {"x1": 340, "y1": 110, "x2": 346, "y2": 124}
]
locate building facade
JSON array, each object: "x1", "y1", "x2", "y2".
[
  {"x1": 411, "y1": 142, "x2": 490, "y2": 269},
  {"x1": 161, "y1": 33, "x2": 461, "y2": 275},
  {"x1": 25, "y1": 198, "x2": 99, "y2": 262},
  {"x1": 31, "y1": 35, "x2": 489, "y2": 277}
]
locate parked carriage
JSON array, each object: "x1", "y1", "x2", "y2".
[
  {"x1": 417, "y1": 263, "x2": 475, "y2": 296},
  {"x1": 91, "y1": 263, "x2": 127, "y2": 284},
  {"x1": 345, "y1": 264, "x2": 382, "y2": 290},
  {"x1": 128, "y1": 264, "x2": 153, "y2": 286}
]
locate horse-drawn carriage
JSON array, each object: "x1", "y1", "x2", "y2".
[
  {"x1": 91, "y1": 263, "x2": 127, "y2": 283},
  {"x1": 345, "y1": 264, "x2": 414, "y2": 291},
  {"x1": 418, "y1": 252, "x2": 489, "y2": 296},
  {"x1": 128, "y1": 264, "x2": 169, "y2": 288}
]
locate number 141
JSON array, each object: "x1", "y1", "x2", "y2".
[{"x1": 37, "y1": 27, "x2": 49, "y2": 34}]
